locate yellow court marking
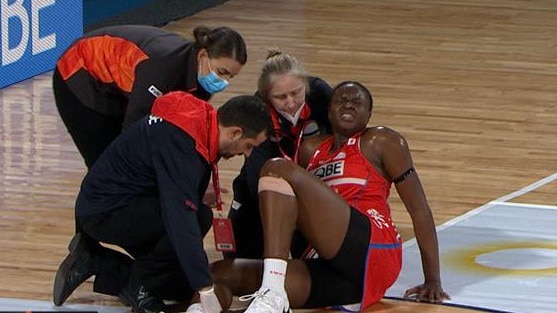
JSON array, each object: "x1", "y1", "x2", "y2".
[{"x1": 445, "y1": 241, "x2": 557, "y2": 276}]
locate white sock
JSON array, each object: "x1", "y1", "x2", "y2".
[{"x1": 261, "y1": 258, "x2": 288, "y2": 297}]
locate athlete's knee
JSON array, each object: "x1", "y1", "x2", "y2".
[
  {"x1": 259, "y1": 157, "x2": 299, "y2": 179},
  {"x1": 259, "y1": 158, "x2": 300, "y2": 197},
  {"x1": 258, "y1": 176, "x2": 295, "y2": 197}
]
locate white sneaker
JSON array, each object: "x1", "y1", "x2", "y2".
[
  {"x1": 240, "y1": 288, "x2": 291, "y2": 313},
  {"x1": 184, "y1": 303, "x2": 204, "y2": 313}
]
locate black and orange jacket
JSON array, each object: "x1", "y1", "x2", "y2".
[
  {"x1": 57, "y1": 25, "x2": 211, "y2": 127},
  {"x1": 76, "y1": 92, "x2": 218, "y2": 289}
]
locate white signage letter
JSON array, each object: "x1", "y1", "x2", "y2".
[
  {"x1": 32, "y1": 0, "x2": 56, "y2": 55},
  {"x1": 1, "y1": 0, "x2": 29, "y2": 65}
]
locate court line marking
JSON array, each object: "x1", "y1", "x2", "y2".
[
  {"x1": 494, "y1": 172, "x2": 557, "y2": 203},
  {"x1": 490, "y1": 201, "x2": 557, "y2": 210},
  {"x1": 403, "y1": 171, "x2": 557, "y2": 248}
]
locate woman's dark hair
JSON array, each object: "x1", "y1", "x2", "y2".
[
  {"x1": 193, "y1": 26, "x2": 247, "y2": 65},
  {"x1": 218, "y1": 95, "x2": 273, "y2": 138}
]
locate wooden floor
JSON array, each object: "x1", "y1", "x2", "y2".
[{"x1": 1, "y1": 0, "x2": 556, "y2": 312}]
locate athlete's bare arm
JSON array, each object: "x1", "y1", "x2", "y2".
[
  {"x1": 360, "y1": 126, "x2": 450, "y2": 303},
  {"x1": 297, "y1": 134, "x2": 328, "y2": 168}
]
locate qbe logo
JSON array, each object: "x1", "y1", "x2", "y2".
[{"x1": 0, "y1": 0, "x2": 82, "y2": 88}]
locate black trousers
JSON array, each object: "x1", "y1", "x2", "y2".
[
  {"x1": 52, "y1": 69, "x2": 123, "y2": 169},
  {"x1": 77, "y1": 195, "x2": 213, "y2": 301},
  {"x1": 226, "y1": 168, "x2": 265, "y2": 259},
  {"x1": 226, "y1": 172, "x2": 309, "y2": 259}
]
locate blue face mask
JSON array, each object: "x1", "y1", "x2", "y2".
[{"x1": 197, "y1": 59, "x2": 229, "y2": 94}]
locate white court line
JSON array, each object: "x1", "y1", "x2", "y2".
[
  {"x1": 491, "y1": 201, "x2": 557, "y2": 210},
  {"x1": 402, "y1": 171, "x2": 557, "y2": 248},
  {"x1": 0, "y1": 297, "x2": 127, "y2": 313},
  {"x1": 494, "y1": 172, "x2": 557, "y2": 203}
]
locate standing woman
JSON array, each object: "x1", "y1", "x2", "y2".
[
  {"x1": 53, "y1": 24, "x2": 247, "y2": 168},
  {"x1": 227, "y1": 49, "x2": 333, "y2": 259}
]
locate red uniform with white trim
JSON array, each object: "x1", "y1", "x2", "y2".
[{"x1": 306, "y1": 131, "x2": 403, "y2": 309}]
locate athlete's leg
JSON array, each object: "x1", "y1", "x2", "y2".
[
  {"x1": 240, "y1": 158, "x2": 351, "y2": 310},
  {"x1": 211, "y1": 259, "x2": 262, "y2": 297},
  {"x1": 210, "y1": 258, "x2": 311, "y2": 308},
  {"x1": 213, "y1": 158, "x2": 353, "y2": 309},
  {"x1": 259, "y1": 158, "x2": 351, "y2": 260}
]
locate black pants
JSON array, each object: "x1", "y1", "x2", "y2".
[
  {"x1": 77, "y1": 195, "x2": 213, "y2": 301},
  {"x1": 225, "y1": 196, "x2": 264, "y2": 258},
  {"x1": 227, "y1": 174, "x2": 309, "y2": 259},
  {"x1": 53, "y1": 69, "x2": 123, "y2": 169}
]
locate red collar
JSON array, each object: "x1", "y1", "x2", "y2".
[{"x1": 151, "y1": 91, "x2": 219, "y2": 163}]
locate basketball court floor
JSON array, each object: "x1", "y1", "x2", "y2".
[
  {"x1": 1, "y1": 0, "x2": 556, "y2": 312},
  {"x1": 387, "y1": 174, "x2": 557, "y2": 313}
]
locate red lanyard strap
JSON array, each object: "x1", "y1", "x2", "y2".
[
  {"x1": 211, "y1": 163, "x2": 224, "y2": 213},
  {"x1": 275, "y1": 126, "x2": 305, "y2": 164},
  {"x1": 275, "y1": 119, "x2": 311, "y2": 164}
]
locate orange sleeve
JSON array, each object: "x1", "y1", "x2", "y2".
[{"x1": 57, "y1": 36, "x2": 149, "y2": 93}]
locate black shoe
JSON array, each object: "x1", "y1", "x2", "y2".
[
  {"x1": 52, "y1": 233, "x2": 96, "y2": 306},
  {"x1": 119, "y1": 284, "x2": 169, "y2": 313}
]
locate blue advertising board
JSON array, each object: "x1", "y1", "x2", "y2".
[{"x1": 0, "y1": 0, "x2": 82, "y2": 89}]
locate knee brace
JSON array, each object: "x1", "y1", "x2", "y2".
[{"x1": 258, "y1": 176, "x2": 295, "y2": 197}]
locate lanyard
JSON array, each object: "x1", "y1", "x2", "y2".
[
  {"x1": 207, "y1": 112, "x2": 235, "y2": 253},
  {"x1": 211, "y1": 164, "x2": 224, "y2": 213},
  {"x1": 207, "y1": 109, "x2": 224, "y2": 215},
  {"x1": 211, "y1": 163, "x2": 224, "y2": 214},
  {"x1": 275, "y1": 126, "x2": 305, "y2": 164},
  {"x1": 270, "y1": 108, "x2": 308, "y2": 164}
]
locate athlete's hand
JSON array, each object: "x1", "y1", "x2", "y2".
[{"x1": 403, "y1": 281, "x2": 450, "y2": 303}]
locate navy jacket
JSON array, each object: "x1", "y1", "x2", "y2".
[{"x1": 76, "y1": 92, "x2": 218, "y2": 289}]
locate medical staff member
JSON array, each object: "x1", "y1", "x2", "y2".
[
  {"x1": 227, "y1": 49, "x2": 333, "y2": 259},
  {"x1": 53, "y1": 25, "x2": 247, "y2": 168}
]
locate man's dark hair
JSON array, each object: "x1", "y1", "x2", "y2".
[{"x1": 217, "y1": 95, "x2": 273, "y2": 138}]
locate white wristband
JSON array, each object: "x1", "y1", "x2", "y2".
[
  {"x1": 199, "y1": 285, "x2": 215, "y2": 294},
  {"x1": 200, "y1": 285, "x2": 222, "y2": 313}
]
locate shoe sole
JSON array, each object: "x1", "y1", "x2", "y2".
[{"x1": 52, "y1": 233, "x2": 92, "y2": 306}]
